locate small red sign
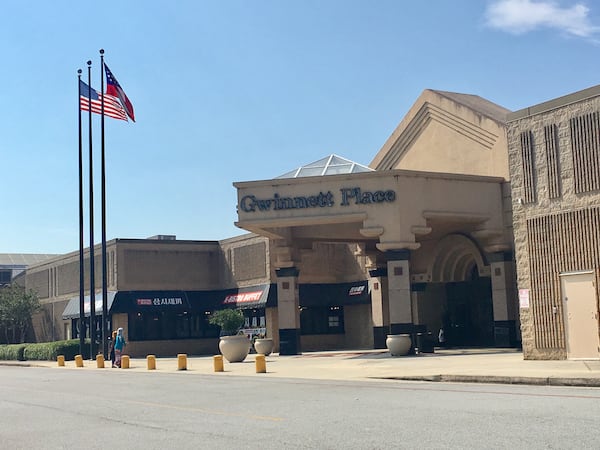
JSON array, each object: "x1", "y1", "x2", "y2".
[
  {"x1": 349, "y1": 285, "x2": 365, "y2": 296},
  {"x1": 223, "y1": 291, "x2": 263, "y2": 304}
]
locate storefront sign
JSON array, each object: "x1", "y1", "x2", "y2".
[
  {"x1": 136, "y1": 297, "x2": 183, "y2": 306},
  {"x1": 242, "y1": 327, "x2": 267, "y2": 339},
  {"x1": 223, "y1": 291, "x2": 263, "y2": 305},
  {"x1": 348, "y1": 285, "x2": 365, "y2": 296},
  {"x1": 239, "y1": 187, "x2": 396, "y2": 213}
]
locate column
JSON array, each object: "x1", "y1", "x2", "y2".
[
  {"x1": 276, "y1": 267, "x2": 301, "y2": 355},
  {"x1": 386, "y1": 250, "x2": 415, "y2": 338},
  {"x1": 489, "y1": 251, "x2": 518, "y2": 347},
  {"x1": 368, "y1": 267, "x2": 389, "y2": 349}
]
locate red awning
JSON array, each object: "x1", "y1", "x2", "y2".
[{"x1": 221, "y1": 284, "x2": 270, "y2": 309}]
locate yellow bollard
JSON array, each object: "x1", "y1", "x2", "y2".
[
  {"x1": 75, "y1": 354, "x2": 84, "y2": 368},
  {"x1": 213, "y1": 355, "x2": 224, "y2": 372},
  {"x1": 96, "y1": 354, "x2": 105, "y2": 368},
  {"x1": 147, "y1": 355, "x2": 156, "y2": 370},
  {"x1": 255, "y1": 354, "x2": 266, "y2": 373},
  {"x1": 177, "y1": 353, "x2": 187, "y2": 370},
  {"x1": 121, "y1": 355, "x2": 130, "y2": 369},
  {"x1": 57, "y1": 355, "x2": 65, "y2": 367}
]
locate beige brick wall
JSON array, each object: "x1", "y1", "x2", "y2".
[
  {"x1": 296, "y1": 242, "x2": 366, "y2": 283},
  {"x1": 117, "y1": 241, "x2": 222, "y2": 290},
  {"x1": 219, "y1": 234, "x2": 271, "y2": 288},
  {"x1": 32, "y1": 299, "x2": 70, "y2": 342}
]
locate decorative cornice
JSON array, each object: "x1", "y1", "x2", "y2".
[{"x1": 359, "y1": 227, "x2": 384, "y2": 238}]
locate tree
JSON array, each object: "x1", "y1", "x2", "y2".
[{"x1": 0, "y1": 284, "x2": 41, "y2": 344}]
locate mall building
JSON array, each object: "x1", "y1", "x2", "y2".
[
  {"x1": 22, "y1": 89, "x2": 521, "y2": 357},
  {"x1": 22, "y1": 85, "x2": 600, "y2": 360}
]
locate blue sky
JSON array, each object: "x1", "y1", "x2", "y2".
[{"x1": 2, "y1": 0, "x2": 600, "y2": 254}]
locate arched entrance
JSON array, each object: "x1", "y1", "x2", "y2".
[{"x1": 426, "y1": 234, "x2": 494, "y2": 347}]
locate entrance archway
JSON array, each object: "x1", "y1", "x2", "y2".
[{"x1": 425, "y1": 234, "x2": 494, "y2": 347}]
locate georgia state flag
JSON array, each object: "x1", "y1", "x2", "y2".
[{"x1": 104, "y1": 63, "x2": 135, "y2": 122}]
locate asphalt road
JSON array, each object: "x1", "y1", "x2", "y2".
[{"x1": 1, "y1": 366, "x2": 600, "y2": 449}]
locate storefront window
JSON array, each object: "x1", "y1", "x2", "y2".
[
  {"x1": 129, "y1": 311, "x2": 219, "y2": 341},
  {"x1": 241, "y1": 308, "x2": 267, "y2": 339},
  {"x1": 243, "y1": 309, "x2": 265, "y2": 329},
  {"x1": 300, "y1": 306, "x2": 344, "y2": 335}
]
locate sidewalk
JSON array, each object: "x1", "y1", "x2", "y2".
[{"x1": 5, "y1": 348, "x2": 600, "y2": 387}]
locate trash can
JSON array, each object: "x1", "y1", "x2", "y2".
[{"x1": 416, "y1": 332, "x2": 435, "y2": 353}]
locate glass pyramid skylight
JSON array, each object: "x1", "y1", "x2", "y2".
[{"x1": 276, "y1": 154, "x2": 373, "y2": 179}]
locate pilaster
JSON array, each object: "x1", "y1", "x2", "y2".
[{"x1": 275, "y1": 266, "x2": 301, "y2": 355}]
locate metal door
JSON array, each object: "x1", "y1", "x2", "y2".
[{"x1": 560, "y1": 271, "x2": 600, "y2": 359}]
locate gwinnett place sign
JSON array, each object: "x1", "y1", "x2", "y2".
[{"x1": 239, "y1": 187, "x2": 396, "y2": 213}]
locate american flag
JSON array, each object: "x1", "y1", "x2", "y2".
[{"x1": 79, "y1": 80, "x2": 128, "y2": 121}]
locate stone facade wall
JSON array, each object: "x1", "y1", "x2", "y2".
[{"x1": 508, "y1": 93, "x2": 600, "y2": 360}]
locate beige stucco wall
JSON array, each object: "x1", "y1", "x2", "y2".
[{"x1": 370, "y1": 90, "x2": 509, "y2": 179}]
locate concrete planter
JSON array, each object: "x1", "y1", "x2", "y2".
[
  {"x1": 254, "y1": 338, "x2": 274, "y2": 356},
  {"x1": 219, "y1": 335, "x2": 251, "y2": 363},
  {"x1": 386, "y1": 334, "x2": 412, "y2": 356}
]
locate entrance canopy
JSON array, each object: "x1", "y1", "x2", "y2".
[
  {"x1": 64, "y1": 285, "x2": 278, "y2": 320},
  {"x1": 219, "y1": 284, "x2": 275, "y2": 309},
  {"x1": 234, "y1": 169, "x2": 509, "y2": 254},
  {"x1": 62, "y1": 291, "x2": 117, "y2": 319}
]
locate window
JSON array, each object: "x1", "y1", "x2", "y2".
[
  {"x1": 0, "y1": 270, "x2": 11, "y2": 285},
  {"x1": 520, "y1": 130, "x2": 537, "y2": 204},
  {"x1": 129, "y1": 311, "x2": 219, "y2": 341},
  {"x1": 243, "y1": 309, "x2": 266, "y2": 329},
  {"x1": 300, "y1": 306, "x2": 344, "y2": 335},
  {"x1": 570, "y1": 112, "x2": 600, "y2": 193},
  {"x1": 544, "y1": 124, "x2": 561, "y2": 199}
]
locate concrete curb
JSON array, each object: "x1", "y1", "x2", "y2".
[
  {"x1": 372, "y1": 374, "x2": 600, "y2": 387},
  {"x1": 0, "y1": 361, "x2": 44, "y2": 368},
  {"x1": 3, "y1": 359, "x2": 600, "y2": 388}
]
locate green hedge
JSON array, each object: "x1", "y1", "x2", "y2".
[
  {"x1": 0, "y1": 344, "x2": 27, "y2": 361},
  {"x1": 0, "y1": 340, "x2": 91, "y2": 361}
]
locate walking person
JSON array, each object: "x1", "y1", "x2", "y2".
[
  {"x1": 109, "y1": 330, "x2": 117, "y2": 368},
  {"x1": 114, "y1": 327, "x2": 126, "y2": 368}
]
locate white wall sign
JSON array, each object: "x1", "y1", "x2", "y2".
[{"x1": 519, "y1": 289, "x2": 530, "y2": 308}]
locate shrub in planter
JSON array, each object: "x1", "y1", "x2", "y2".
[
  {"x1": 208, "y1": 309, "x2": 245, "y2": 336},
  {"x1": 208, "y1": 309, "x2": 249, "y2": 363}
]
